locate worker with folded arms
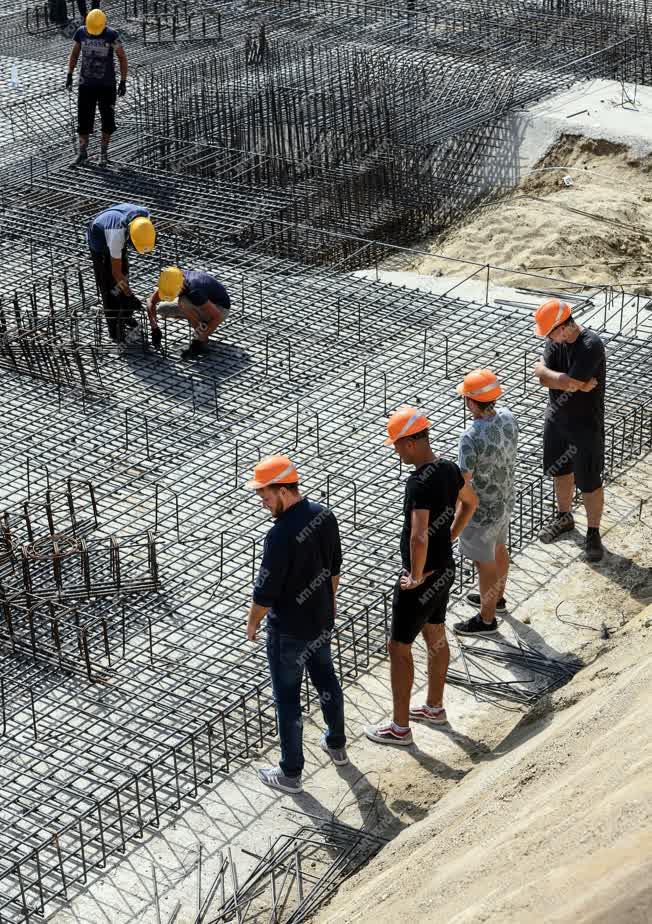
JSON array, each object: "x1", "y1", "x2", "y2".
[
  {"x1": 245, "y1": 454, "x2": 347, "y2": 793},
  {"x1": 147, "y1": 266, "x2": 231, "y2": 359},
  {"x1": 366, "y1": 407, "x2": 477, "y2": 746},
  {"x1": 453, "y1": 370, "x2": 519, "y2": 637},
  {"x1": 87, "y1": 203, "x2": 155, "y2": 343},
  {"x1": 66, "y1": 8, "x2": 127, "y2": 168},
  {"x1": 533, "y1": 298, "x2": 607, "y2": 562}
]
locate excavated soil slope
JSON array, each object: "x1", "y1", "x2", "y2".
[
  {"x1": 318, "y1": 605, "x2": 652, "y2": 924},
  {"x1": 404, "y1": 134, "x2": 652, "y2": 293}
]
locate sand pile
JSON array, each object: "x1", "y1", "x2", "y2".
[
  {"x1": 405, "y1": 134, "x2": 652, "y2": 293},
  {"x1": 318, "y1": 605, "x2": 652, "y2": 924}
]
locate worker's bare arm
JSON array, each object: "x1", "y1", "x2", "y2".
[
  {"x1": 246, "y1": 602, "x2": 269, "y2": 641},
  {"x1": 110, "y1": 257, "x2": 133, "y2": 296},
  {"x1": 67, "y1": 43, "x2": 81, "y2": 73},
  {"x1": 146, "y1": 289, "x2": 161, "y2": 326},
  {"x1": 451, "y1": 477, "x2": 477, "y2": 541},
  {"x1": 533, "y1": 361, "x2": 597, "y2": 392},
  {"x1": 115, "y1": 44, "x2": 128, "y2": 80}
]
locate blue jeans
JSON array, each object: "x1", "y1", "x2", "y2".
[{"x1": 266, "y1": 627, "x2": 346, "y2": 779}]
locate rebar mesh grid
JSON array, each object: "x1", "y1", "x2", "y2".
[{"x1": 0, "y1": 1, "x2": 651, "y2": 921}]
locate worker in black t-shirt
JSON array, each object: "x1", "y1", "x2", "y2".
[
  {"x1": 533, "y1": 299, "x2": 607, "y2": 562},
  {"x1": 365, "y1": 407, "x2": 477, "y2": 747}
]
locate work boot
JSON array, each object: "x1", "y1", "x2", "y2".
[
  {"x1": 584, "y1": 528, "x2": 604, "y2": 562},
  {"x1": 100, "y1": 147, "x2": 112, "y2": 168},
  {"x1": 73, "y1": 146, "x2": 89, "y2": 167},
  {"x1": 538, "y1": 511, "x2": 574, "y2": 543}
]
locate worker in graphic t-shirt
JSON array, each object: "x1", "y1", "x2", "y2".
[
  {"x1": 365, "y1": 407, "x2": 477, "y2": 747},
  {"x1": 533, "y1": 299, "x2": 607, "y2": 562},
  {"x1": 146, "y1": 266, "x2": 231, "y2": 359},
  {"x1": 66, "y1": 8, "x2": 127, "y2": 167}
]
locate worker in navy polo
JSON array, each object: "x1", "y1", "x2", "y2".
[
  {"x1": 245, "y1": 454, "x2": 347, "y2": 794},
  {"x1": 87, "y1": 204, "x2": 156, "y2": 343}
]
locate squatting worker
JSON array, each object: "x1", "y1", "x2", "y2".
[
  {"x1": 66, "y1": 8, "x2": 127, "y2": 168},
  {"x1": 365, "y1": 407, "x2": 477, "y2": 746},
  {"x1": 147, "y1": 266, "x2": 231, "y2": 358},
  {"x1": 245, "y1": 455, "x2": 347, "y2": 794},
  {"x1": 87, "y1": 204, "x2": 155, "y2": 343},
  {"x1": 453, "y1": 370, "x2": 519, "y2": 637},
  {"x1": 533, "y1": 299, "x2": 606, "y2": 562}
]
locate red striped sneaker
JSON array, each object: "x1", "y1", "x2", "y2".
[
  {"x1": 409, "y1": 704, "x2": 448, "y2": 725},
  {"x1": 364, "y1": 722, "x2": 413, "y2": 746}
]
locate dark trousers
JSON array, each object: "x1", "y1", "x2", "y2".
[
  {"x1": 266, "y1": 627, "x2": 346, "y2": 779},
  {"x1": 77, "y1": 0, "x2": 101, "y2": 16},
  {"x1": 90, "y1": 249, "x2": 135, "y2": 342}
]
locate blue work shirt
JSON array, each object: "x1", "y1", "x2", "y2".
[
  {"x1": 73, "y1": 26, "x2": 121, "y2": 87},
  {"x1": 181, "y1": 270, "x2": 231, "y2": 312},
  {"x1": 87, "y1": 203, "x2": 150, "y2": 258},
  {"x1": 253, "y1": 498, "x2": 342, "y2": 640}
]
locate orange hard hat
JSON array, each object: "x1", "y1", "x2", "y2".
[
  {"x1": 534, "y1": 298, "x2": 571, "y2": 337},
  {"x1": 456, "y1": 368, "x2": 503, "y2": 403},
  {"x1": 384, "y1": 406, "x2": 431, "y2": 445},
  {"x1": 245, "y1": 454, "x2": 299, "y2": 489}
]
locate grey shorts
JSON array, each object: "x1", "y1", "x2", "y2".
[
  {"x1": 157, "y1": 300, "x2": 229, "y2": 325},
  {"x1": 459, "y1": 518, "x2": 509, "y2": 563}
]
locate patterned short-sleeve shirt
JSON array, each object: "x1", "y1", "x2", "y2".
[{"x1": 458, "y1": 407, "x2": 519, "y2": 527}]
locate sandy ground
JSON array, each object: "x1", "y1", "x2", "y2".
[
  {"x1": 317, "y1": 461, "x2": 652, "y2": 924},
  {"x1": 400, "y1": 133, "x2": 652, "y2": 294}
]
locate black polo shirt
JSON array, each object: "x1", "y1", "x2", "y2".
[{"x1": 253, "y1": 498, "x2": 342, "y2": 640}]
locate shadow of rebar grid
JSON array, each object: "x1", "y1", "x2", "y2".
[{"x1": 1, "y1": 0, "x2": 652, "y2": 921}]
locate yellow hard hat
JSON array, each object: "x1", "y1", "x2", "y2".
[
  {"x1": 129, "y1": 217, "x2": 156, "y2": 254},
  {"x1": 158, "y1": 266, "x2": 184, "y2": 302},
  {"x1": 86, "y1": 9, "x2": 107, "y2": 35}
]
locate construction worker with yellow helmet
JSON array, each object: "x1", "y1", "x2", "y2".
[
  {"x1": 365, "y1": 407, "x2": 477, "y2": 747},
  {"x1": 532, "y1": 298, "x2": 607, "y2": 562},
  {"x1": 66, "y1": 5, "x2": 127, "y2": 168},
  {"x1": 452, "y1": 370, "x2": 519, "y2": 637},
  {"x1": 147, "y1": 266, "x2": 231, "y2": 359},
  {"x1": 87, "y1": 204, "x2": 156, "y2": 343}
]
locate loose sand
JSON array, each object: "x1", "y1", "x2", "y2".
[
  {"x1": 315, "y1": 460, "x2": 652, "y2": 924},
  {"x1": 401, "y1": 134, "x2": 652, "y2": 293}
]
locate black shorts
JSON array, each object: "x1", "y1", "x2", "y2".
[
  {"x1": 543, "y1": 418, "x2": 604, "y2": 493},
  {"x1": 78, "y1": 84, "x2": 117, "y2": 136},
  {"x1": 390, "y1": 563, "x2": 455, "y2": 645}
]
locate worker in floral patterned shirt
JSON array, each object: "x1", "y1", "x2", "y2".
[{"x1": 453, "y1": 369, "x2": 519, "y2": 637}]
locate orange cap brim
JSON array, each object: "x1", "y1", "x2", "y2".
[{"x1": 384, "y1": 419, "x2": 432, "y2": 446}]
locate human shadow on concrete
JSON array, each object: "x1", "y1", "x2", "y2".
[
  {"x1": 586, "y1": 549, "x2": 652, "y2": 604},
  {"x1": 330, "y1": 758, "x2": 407, "y2": 836}
]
